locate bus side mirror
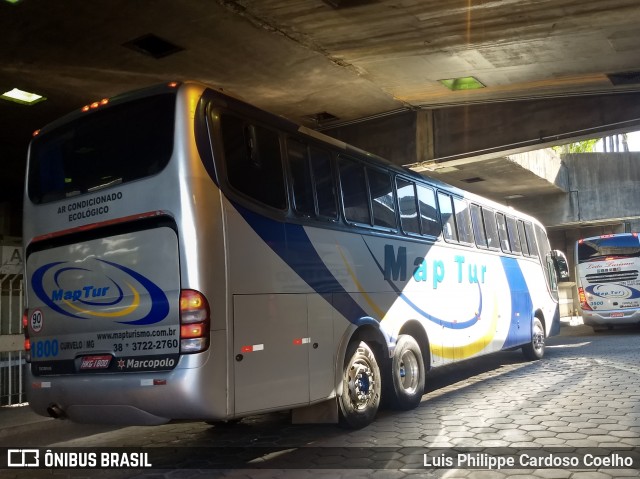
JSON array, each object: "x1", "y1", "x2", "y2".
[{"x1": 551, "y1": 250, "x2": 570, "y2": 282}]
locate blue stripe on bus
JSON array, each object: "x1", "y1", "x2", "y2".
[
  {"x1": 235, "y1": 205, "x2": 370, "y2": 323},
  {"x1": 500, "y1": 256, "x2": 533, "y2": 349}
]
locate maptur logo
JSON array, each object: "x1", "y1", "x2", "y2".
[
  {"x1": 588, "y1": 284, "x2": 640, "y2": 300},
  {"x1": 31, "y1": 259, "x2": 169, "y2": 325}
]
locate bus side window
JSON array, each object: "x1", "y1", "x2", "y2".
[
  {"x1": 524, "y1": 222, "x2": 539, "y2": 257},
  {"x1": 368, "y1": 168, "x2": 396, "y2": 229},
  {"x1": 339, "y1": 157, "x2": 370, "y2": 225},
  {"x1": 534, "y1": 224, "x2": 559, "y2": 299},
  {"x1": 221, "y1": 115, "x2": 286, "y2": 209},
  {"x1": 396, "y1": 178, "x2": 420, "y2": 234},
  {"x1": 417, "y1": 185, "x2": 441, "y2": 237},
  {"x1": 517, "y1": 220, "x2": 530, "y2": 256},
  {"x1": 506, "y1": 216, "x2": 522, "y2": 254},
  {"x1": 310, "y1": 147, "x2": 338, "y2": 219},
  {"x1": 453, "y1": 197, "x2": 474, "y2": 245},
  {"x1": 470, "y1": 204, "x2": 488, "y2": 248},
  {"x1": 483, "y1": 209, "x2": 500, "y2": 250},
  {"x1": 438, "y1": 192, "x2": 457, "y2": 242},
  {"x1": 546, "y1": 254, "x2": 559, "y2": 290},
  {"x1": 287, "y1": 137, "x2": 314, "y2": 217},
  {"x1": 496, "y1": 213, "x2": 511, "y2": 252}
]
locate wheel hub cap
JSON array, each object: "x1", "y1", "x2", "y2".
[{"x1": 348, "y1": 363, "x2": 374, "y2": 407}]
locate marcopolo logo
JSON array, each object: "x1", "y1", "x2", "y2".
[
  {"x1": 117, "y1": 356, "x2": 177, "y2": 371},
  {"x1": 31, "y1": 259, "x2": 169, "y2": 325}
]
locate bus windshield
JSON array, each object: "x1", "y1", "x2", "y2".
[
  {"x1": 577, "y1": 235, "x2": 640, "y2": 263},
  {"x1": 28, "y1": 93, "x2": 176, "y2": 204}
]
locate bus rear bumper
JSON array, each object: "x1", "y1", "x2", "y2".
[
  {"x1": 27, "y1": 356, "x2": 227, "y2": 426},
  {"x1": 581, "y1": 309, "x2": 640, "y2": 327}
]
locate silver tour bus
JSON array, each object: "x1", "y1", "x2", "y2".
[{"x1": 23, "y1": 81, "x2": 566, "y2": 428}]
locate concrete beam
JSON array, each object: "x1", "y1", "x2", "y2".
[
  {"x1": 430, "y1": 92, "x2": 640, "y2": 163},
  {"x1": 325, "y1": 92, "x2": 640, "y2": 167},
  {"x1": 509, "y1": 153, "x2": 640, "y2": 228},
  {"x1": 506, "y1": 150, "x2": 568, "y2": 193}
]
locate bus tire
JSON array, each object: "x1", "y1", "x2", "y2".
[
  {"x1": 338, "y1": 341, "x2": 381, "y2": 429},
  {"x1": 522, "y1": 317, "x2": 545, "y2": 361},
  {"x1": 386, "y1": 335, "x2": 425, "y2": 410}
]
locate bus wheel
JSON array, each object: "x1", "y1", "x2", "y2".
[
  {"x1": 522, "y1": 317, "x2": 545, "y2": 360},
  {"x1": 338, "y1": 341, "x2": 381, "y2": 429},
  {"x1": 386, "y1": 335, "x2": 425, "y2": 410}
]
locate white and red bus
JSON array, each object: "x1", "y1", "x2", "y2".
[{"x1": 576, "y1": 233, "x2": 640, "y2": 331}]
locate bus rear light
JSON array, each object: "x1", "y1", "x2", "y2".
[
  {"x1": 181, "y1": 337, "x2": 208, "y2": 353},
  {"x1": 180, "y1": 290, "x2": 208, "y2": 323},
  {"x1": 81, "y1": 98, "x2": 109, "y2": 112},
  {"x1": 23, "y1": 309, "x2": 31, "y2": 363},
  {"x1": 578, "y1": 287, "x2": 592, "y2": 311},
  {"x1": 180, "y1": 323, "x2": 205, "y2": 338},
  {"x1": 179, "y1": 290, "x2": 210, "y2": 354}
]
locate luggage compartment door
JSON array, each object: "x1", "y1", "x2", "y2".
[{"x1": 233, "y1": 294, "x2": 309, "y2": 414}]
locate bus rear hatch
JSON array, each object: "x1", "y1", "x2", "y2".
[{"x1": 25, "y1": 226, "x2": 181, "y2": 375}]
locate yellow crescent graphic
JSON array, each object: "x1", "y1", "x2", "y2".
[
  {"x1": 336, "y1": 241, "x2": 498, "y2": 360},
  {"x1": 337, "y1": 245, "x2": 387, "y2": 318},
  {"x1": 432, "y1": 292, "x2": 500, "y2": 360},
  {"x1": 63, "y1": 282, "x2": 140, "y2": 318}
]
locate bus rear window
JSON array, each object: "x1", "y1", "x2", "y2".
[
  {"x1": 28, "y1": 94, "x2": 176, "y2": 204},
  {"x1": 577, "y1": 235, "x2": 640, "y2": 263}
]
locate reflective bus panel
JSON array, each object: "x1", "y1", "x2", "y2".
[{"x1": 23, "y1": 81, "x2": 562, "y2": 428}]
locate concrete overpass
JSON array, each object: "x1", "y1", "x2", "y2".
[{"x1": 2, "y1": 0, "x2": 640, "y2": 234}]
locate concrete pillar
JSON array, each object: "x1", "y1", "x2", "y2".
[{"x1": 415, "y1": 110, "x2": 434, "y2": 165}]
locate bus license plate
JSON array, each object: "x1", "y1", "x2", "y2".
[
  {"x1": 610, "y1": 312, "x2": 624, "y2": 318},
  {"x1": 80, "y1": 355, "x2": 112, "y2": 370}
]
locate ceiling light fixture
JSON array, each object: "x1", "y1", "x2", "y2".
[
  {"x1": 439, "y1": 76, "x2": 485, "y2": 91},
  {"x1": 1, "y1": 88, "x2": 46, "y2": 105}
]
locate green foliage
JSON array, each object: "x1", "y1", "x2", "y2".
[{"x1": 552, "y1": 139, "x2": 598, "y2": 154}]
